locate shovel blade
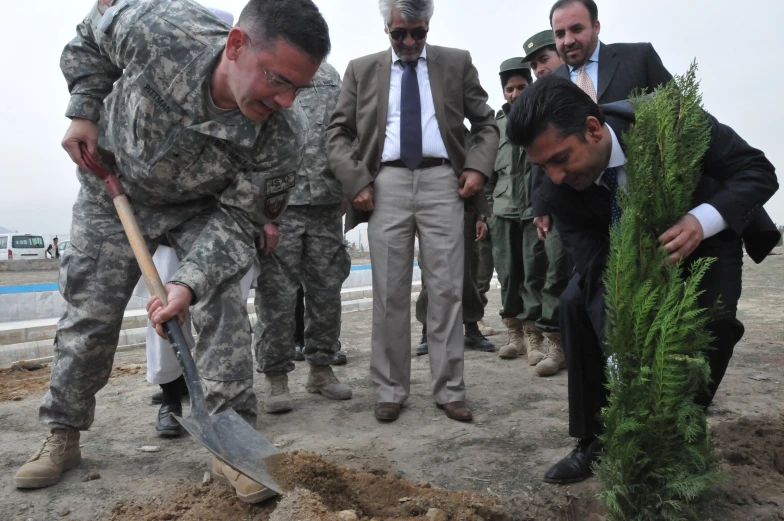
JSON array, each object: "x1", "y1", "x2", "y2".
[{"x1": 176, "y1": 409, "x2": 283, "y2": 494}]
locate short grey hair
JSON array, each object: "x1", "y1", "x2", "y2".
[{"x1": 379, "y1": 0, "x2": 434, "y2": 26}]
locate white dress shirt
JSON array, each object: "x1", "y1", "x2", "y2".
[
  {"x1": 569, "y1": 41, "x2": 601, "y2": 91},
  {"x1": 597, "y1": 126, "x2": 728, "y2": 239},
  {"x1": 381, "y1": 47, "x2": 449, "y2": 162}
]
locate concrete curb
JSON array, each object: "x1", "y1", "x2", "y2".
[{"x1": 0, "y1": 279, "x2": 500, "y2": 367}]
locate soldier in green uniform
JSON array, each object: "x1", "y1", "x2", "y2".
[
  {"x1": 14, "y1": 0, "x2": 330, "y2": 503},
  {"x1": 254, "y1": 62, "x2": 353, "y2": 414},
  {"x1": 488, "y1": 57, "x2": 568, "y2": 375},
  {"x1": 519, "y1": 30, "x2": 572, "y2": 376},
  {"x1": 521, "y1": 29, "x2": 564, "y2": 79}
]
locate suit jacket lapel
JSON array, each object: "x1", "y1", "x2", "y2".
[
  {"x1": 597, "y1": 42, "x2": 618, "y2": 102},
  {"x1": 376, "y1": 50, "x2": 392, "y2": 160},
  {"x1": 426, "y1": 45, "x2": 449, "y2": 146}
]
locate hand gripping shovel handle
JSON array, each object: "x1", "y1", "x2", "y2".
[
  {"x1": 79, "y1": 145, "x2": 284, "y2": 494},
  {"x1": 78, "y1": 144, "x2": 207, "y2": 414}
]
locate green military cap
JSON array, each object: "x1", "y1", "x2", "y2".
[
  {"x1": 521, "y1": 30, "x2": 557, "y2": 63},
  {"x1": 499, "y1": 57, "x2": 529, "y2": 74}
]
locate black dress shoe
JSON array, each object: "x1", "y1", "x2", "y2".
[
  {"x1": 416, "y1": 330, "x2": 428, "y2": 356},
  {"x1": 293, "y1": 342, "x2": 305, "y2": 362},
  {"x1": 544, "y1": 437, "x2": 602, "y2": 484},
  {"x1": 151, "y1": 376, "x2": 189, "y2": 405},
  {"x1": 156, "y1": 402, "x2": 184, "y2": 437},
  {"x1": 464, "y1": 323, "x2": 495, "y2": 352}
]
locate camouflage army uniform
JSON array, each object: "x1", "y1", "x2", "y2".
[
  {"x1": 43, "y1": 0, "x2": 306, "y2": 429},
  {"x1": 254, "y1": 63, "x2": 351, "y2": 374}
]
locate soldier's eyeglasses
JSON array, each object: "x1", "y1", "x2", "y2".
[
  {"x1": 388, "y1": 27, "x2": 428, "y2": 42},
  {"x1": 245, "y1": 34, "x2": 313, "y2": 97}
]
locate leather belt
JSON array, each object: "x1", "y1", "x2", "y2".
[{"x1": 381, "y1": 158, "x2": 451, "y2": 169}]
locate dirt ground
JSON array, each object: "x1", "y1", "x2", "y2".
[{"x1": 0, "y1": 251, "x2": 782, "y2": 521}]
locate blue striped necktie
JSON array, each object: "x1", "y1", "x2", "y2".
[
  {"x1": 399, "y1": 60, "x2": 423, "y2": 171},
  {"x1": 602, "y1": 167, "x2": 622, "y2": 226}
]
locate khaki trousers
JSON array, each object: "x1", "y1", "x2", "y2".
[{"x1": 368, "y1": 164, "x2": 465, "y2": 405}]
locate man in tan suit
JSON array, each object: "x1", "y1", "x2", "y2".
[{"x1": 326, "y1": 0, "x2": 498, "y2": 423}]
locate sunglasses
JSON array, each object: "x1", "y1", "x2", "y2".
[{"x1": 388, "y1": 26, "x2": 428, "y2": 42}]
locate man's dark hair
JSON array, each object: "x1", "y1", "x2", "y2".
[
  {"x1": 500, "y1": 68, "x2": 533, "y2": 89},
  {"x1": 238, "y1": 0, "x2": 331, "y2": 62},
  {"x1": 549, "y1": 0, "x2": 599, "y2": 25},
  {"x1": 506, "y1": 74, "x2": 605, "y2": 148}
]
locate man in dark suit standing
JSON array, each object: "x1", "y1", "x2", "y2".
[
  {"x1": 550, "y1": 0, "x2": 671, "y2": 103},
  {"x1": 326, "y1": 0, "x2": 499, "y2": 423},
  {"x1": 533, "y1": 0, "x2": 674, "y2": 239},
  {"x1": 506, "y1": 76, "x2": 779, "y2": 484}
]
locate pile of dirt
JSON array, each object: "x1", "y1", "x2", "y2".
[
  {"x1": 0, "y1": 362, "x2": 51, "y2": 401},
  {"x1": 0, "y1": 363, "x2": 145, "y2": 401},
  {"x1": 712, "y1": 413, "x2": 784, "y2": 520},
  {"x1": 106, "y1": 451, "x2": 605, "y2": 521}
]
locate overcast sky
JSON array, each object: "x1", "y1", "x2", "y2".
[{"x1": 0, "y1": 0, "x2": 781, "y2": 240}]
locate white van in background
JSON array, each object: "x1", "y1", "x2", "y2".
[{"x1": 0, "y1": 234, "x2": 46, "y2": 261}]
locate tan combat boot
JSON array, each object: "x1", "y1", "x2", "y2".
[
  {"x1": 498, "y1": 318, "x2": 524, "y2": 359},
  {"x1": 536, "y1": 332, "x2": 567, "y2": 376},
  {"x1": 211, "y1": 456, "x2": 277, "y2": 503},
  {"x1": 305, "y1": 365, "x2": 352, "y2": 400},
  {"x1": 15, "y1": 428, "x2": 81, "y2": 489},
  {"x1": 523, "y1": 321, "x2": 546, "y2": 366},
  {"x1": 263, "y1": 373, "x2": 293, "y2": 413},
  {"x1": 478, "y1": 319, "x2": 500, "y2": 337}
]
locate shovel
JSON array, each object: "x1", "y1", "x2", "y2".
[{"x1": 79, "y1": 144, "x2": 283, "y2": 494}]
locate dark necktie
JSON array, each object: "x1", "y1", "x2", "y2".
[
  {"x1": 400, "y1": 60, "x2": 423, "y2": 171},
  {"x1": 602, "y1": 167, "x2": 622, "y2": 226}
]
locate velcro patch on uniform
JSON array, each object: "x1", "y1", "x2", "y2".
[
  {"x1": 265, "y1": 172, "x2": 296, "y2": 196},
  {"x1": 97, "y1": 0, "x2": 114, "y2": 15},
  {"x1": 265, "y1": 194, "x2": 288, "y2": 220},
  {"x1": 98, "y1": 0, "x2": 129, "y2": 32}
]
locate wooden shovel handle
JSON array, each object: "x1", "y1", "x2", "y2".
[{"x1": 78, "y1": 143, "x2": 168, "y2": 306}]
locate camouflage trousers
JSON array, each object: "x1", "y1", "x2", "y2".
[
  {"x1": 254, "y1": 204, "x2": 350, "y2": 375},
  {"x1": 40, "y1": 204, "x2": 259, "y2": 430}
]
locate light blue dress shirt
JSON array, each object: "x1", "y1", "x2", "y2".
[{"x1": 568, "y1": 41, "x2": 601, "y2": 92}]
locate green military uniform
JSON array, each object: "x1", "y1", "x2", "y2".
[
  {"x1": 44, "y1": 0, "x2": 305, "y2": 429},
  {"x1": 521, "y1": 30, "x2": 558, "y2": 64},
  {"x1": 487, "y1": 60, "x2": 568, "y2": 333},
  {"x1": 475, "y1": 223, "x2": 495, "y2": 308},
  {"x1": 255, "y1": 62, "x2": 351, "y2": 374}
]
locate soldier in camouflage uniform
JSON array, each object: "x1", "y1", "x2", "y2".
[
  {"x1": 14, "y1": 0, "x2": 330, "y2": 503},
  {"x1": 488, "y1": 58, "x2": 569, "y2": 373},
  {"x1": 254, "y1": 62, "x2": 352, "y2": 414}
]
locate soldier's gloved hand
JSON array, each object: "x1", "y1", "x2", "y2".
[
  {"x1": 260, "y1": 223, "x2": 280, "y2": 256},
  {"x1": 62, "y1": 118, "x2": 99, "y2": 171},
  {"x1": 147, "y1": 283, "x2": 193, "y2": 339}
]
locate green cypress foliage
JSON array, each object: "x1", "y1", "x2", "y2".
[{"x1": 596, "y1": 63, "x2": 726, "y2": 520}]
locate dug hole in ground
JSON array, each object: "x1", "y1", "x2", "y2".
[{"x1": 1, "y1": 251, "x2": 783, "y2": 521}]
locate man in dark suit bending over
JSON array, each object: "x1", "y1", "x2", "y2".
[{"x1": 506, "y1": 75, "x2": 780, "y2": 484}]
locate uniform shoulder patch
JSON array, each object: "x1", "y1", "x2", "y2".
[{"x1": 97, "y1": 0, "x2": 116, "y2": 15}]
